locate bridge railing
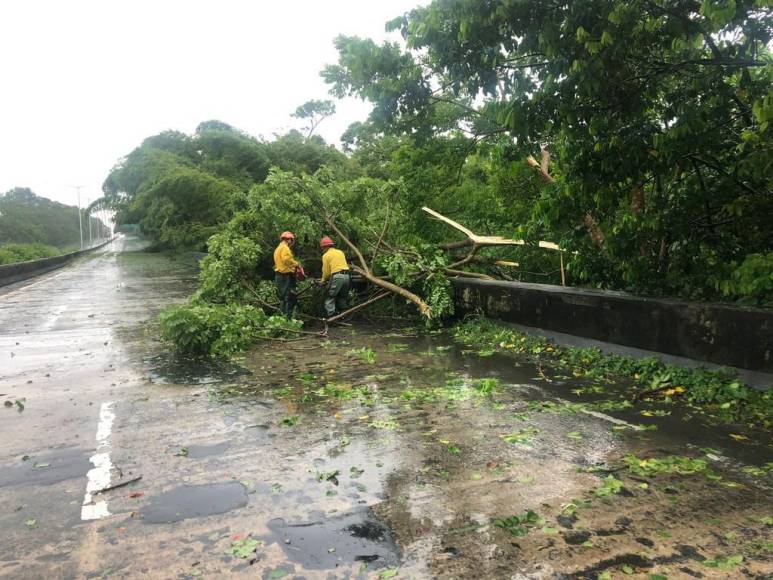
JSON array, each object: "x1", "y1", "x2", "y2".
[{"x1": 0, "y1": 237, "x2": 116, "y2": 289}]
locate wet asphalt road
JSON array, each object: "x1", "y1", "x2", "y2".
[
  {"x1": 0, "y1": 236, "x2": 771, "y2": 579},
  {"x1": 0, "y1": 236, "x2": 198, "y2": 577},
  {"x1": 0, "y1": 237, "x2": 411, "y2": 578}
]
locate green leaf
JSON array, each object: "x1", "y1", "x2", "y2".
[
  {"x1": 595, "y1": 475, "x2": 624, "y2": 497},
  {"x1": 702, "y1": 554, "x2": 743, "y2": 569},
  {"x1": 228, "y1": 538, "x2": 260, "y2": 559}
]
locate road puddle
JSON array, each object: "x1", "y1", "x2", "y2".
[
  {"x1": 183, "y1": 441, "x2": 231, "y2": 459},
  {"x1": 140, "y1": 482, "x2": 248, "y2": 524},
  {"x1": 145, "y1": 352, "x2": 248, "y2": 385},
  {"x1": 266, "y1": 507, "x2": 400, "y2": 570},
  {"x1": 0, "y1": 447, "x2": 92, "y2": 487}
]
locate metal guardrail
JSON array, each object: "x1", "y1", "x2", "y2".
[{"x1": 0, "y1": 238, "x2": 116, "y2": 289}]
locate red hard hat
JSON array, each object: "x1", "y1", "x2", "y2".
[
  {"x1": 280, "y1": 231, "x2": 295, "y2": 240},
  {"x1": 319, "y1": 236, "x2": 335, "y2": 248}
]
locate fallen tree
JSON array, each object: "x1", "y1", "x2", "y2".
[
  {"x1": 158, "y1": 168, "x2": 572, "y2": 355},
  {"x1": 314, "y1": 202, "x2": 568, "y2": 323}
]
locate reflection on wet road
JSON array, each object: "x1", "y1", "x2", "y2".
[{"x1": 0, "y1": 238, "x2": 771, "y2": 578}]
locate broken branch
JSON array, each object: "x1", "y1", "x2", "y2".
[
  {"x1": 352, "y1": 265, "x2": 432, "y2": 318},
  {"x1": 370, "y1": 202, "x2": 391, "y2": 269},
  {"x1": 444, "y1": 268, "x2": 495, "y2": 280},
  {"x1": 527, "y1": 152, "x2": 555, "y2": 183},
  {"x1": 93, "y1": 475, "x2": 142, "y2": 495},
  {"x1": 326, "y1": 291, "x2": 392, "y2": 323},
  {"x1": 423, "y1": 206, "x2": 564, "y2": 252},
  {"x1": 324, "y1": 216, "x2": 369, "y2": 273}
]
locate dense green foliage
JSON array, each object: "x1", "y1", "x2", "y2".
[
  {"x1": 0, "y1": 243, "x2": 61, "y2": 265},
  {"x1": 0, "y1": 187, "x2": 106, "y2": 249},
  {"x1": 159, "y1": 303, "x2": 301, "y2": 358},
  {"x1": 324, "y1": 0, "x2": 773, "y2": 303},
  {"x1": 719, "y1": 251, "x2": 773, "y2": 304},
  {"x1": 453, "y1": 317, "x2": 772, "y2": 427},
  {"x1": 108, "y1": 2, "x2": 772, "y2": 356},
  {"x1": 108, "y1": 2, "x2": 771, "y2": 304},
  {"x1": 102, "y1": 122, "x2": 350, "y2": 251}
]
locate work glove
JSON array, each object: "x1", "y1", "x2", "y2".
[{"x1": 294, "y1": 265, "x2": 306, "y2": 281}]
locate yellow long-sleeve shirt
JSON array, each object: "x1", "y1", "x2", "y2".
[
  {"x1": 274, "y1": 241, "x2": 299, "y2": 273},
  {"x1": 321, "y1": 248, "x2": 349, "y2": 282}
]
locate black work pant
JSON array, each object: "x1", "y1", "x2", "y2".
[{"x1": 275, "y1": 273, "x2": 297, "y2": 318}]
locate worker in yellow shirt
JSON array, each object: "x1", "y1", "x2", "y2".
[
  {"x1": 319, "y1": 236, "x2": 350, "y2": 317},
  {"x1": 274, "y1": 231, "x2": 301, "y2": 317}
]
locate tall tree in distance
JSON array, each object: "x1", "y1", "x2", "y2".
[
  {"x1": 102, "y1": 120, "x2": 353, "y2": 251},
  {"x1": 0, "y1": 187, "x2": 104, "y2": 249},
  {"x1": 292, "y1": 99, "x2": 336, "y2": 137}
]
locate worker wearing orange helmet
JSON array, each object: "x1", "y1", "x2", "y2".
[
  {"x1": 274, "y1": 231, "x2": 301, "y2": 317},
  {"x1": 319, "y1": 236, "x2": 350, "y2": 317}
]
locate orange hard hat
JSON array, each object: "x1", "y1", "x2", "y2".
[
  {"x1": 280, "y1": 231, "x2": 295, "y2": 240},
  {"x1": 319, "y1": 236, "x2": 335, "y2": 248}
]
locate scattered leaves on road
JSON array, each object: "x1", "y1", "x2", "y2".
[
  {"x1": 347, "y1": 347, "x2": 376, "y2": 364},
  {"x1": 317, "y1": 470, "x2": 340, "y2": 485},
  {"x1": 595, "y1": 475, "x2": 624, "y2": 497},
  {"x1": 501, "y1": 427, "x2": 538, "y2": 445},
  {"x1": 493, "y1": 510, "x2": 544, "y2": 536},
  {"x1": 702, "y1": 554, "x2": 743, "y2": 570},
  {"x1": 280, "y1": 415, "x2": 299, "y2": 427},
  {"x1": 227, "y1": 537, "x2": 260, "y2": 559}
]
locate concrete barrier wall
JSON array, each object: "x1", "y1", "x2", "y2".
[
  {"x1": 452, "y1": 278, "x2": 773, "y2": 373},
  {"x1": 0, "y1": 239, "x2": 115, "y2": 288}
]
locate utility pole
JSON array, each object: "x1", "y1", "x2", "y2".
[
  {"x1": 69, "y1": 185, "x2": 85, "y2": 250},
  {"x1": 87, "y1": 198, "x2": 93, "y2": 247}
]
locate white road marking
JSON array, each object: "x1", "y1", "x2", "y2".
[
  {"x1": 81, "y1": 401, "x2": 116, "y2": 521},
  {"x1": 580, "y1": 408, "x2": 645, "y2": 431}
]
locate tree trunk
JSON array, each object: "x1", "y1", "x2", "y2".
[{"x1": 584, "y1": 213, "x2": 605, "y2": 248}]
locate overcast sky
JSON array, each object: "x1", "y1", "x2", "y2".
[{"x1": 0, "y1": 0, "x2": 422, "y2": 207}]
